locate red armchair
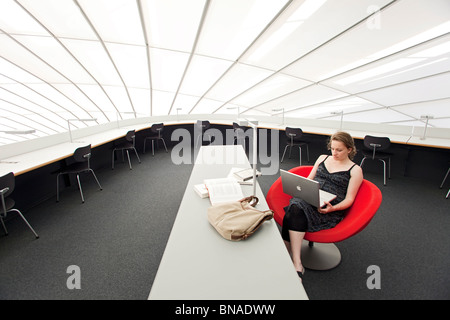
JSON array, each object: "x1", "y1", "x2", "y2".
[{"x1": 267, "y1": 166, "x2": 382, "y2": 270}]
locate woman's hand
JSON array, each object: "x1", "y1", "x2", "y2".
[{"x1": 318, "y1": 201, "x2": 334, "y2": 214}]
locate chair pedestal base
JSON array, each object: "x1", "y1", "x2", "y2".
[{"x1": 301, "y1": 241, "x2": 341, "y2": 271}]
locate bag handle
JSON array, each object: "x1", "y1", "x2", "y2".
[{"x1": 240, "y1": 196, "x2": 259, "y2": 207}]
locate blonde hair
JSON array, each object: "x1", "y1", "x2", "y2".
[{"x1": 327, "y1": 131, "x2": 357, "y2": 160}]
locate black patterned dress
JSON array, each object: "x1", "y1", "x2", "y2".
[{"x1": 283, "y1": 156, "x2": 356, "y2": 233}]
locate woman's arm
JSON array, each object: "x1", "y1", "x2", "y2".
[{"x1": 318, "y1": 165, "x2": 364, "y2": 214}]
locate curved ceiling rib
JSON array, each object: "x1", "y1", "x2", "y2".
[{"x1": 73, "y1": 0, "x2": 136, "y2": 120}]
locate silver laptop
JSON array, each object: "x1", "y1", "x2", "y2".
[{"x1": 280, "y1": 169, "x2": 336, "y2": 208}]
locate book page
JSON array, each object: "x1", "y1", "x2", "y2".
[{"x1": 204, "y1": 178, "x2": 244, "y2": 205}]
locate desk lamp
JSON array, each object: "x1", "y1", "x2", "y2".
[
  {"x1": 272, "y1": 108, "x2": 284, "y2": 126},
  {"x1": 238, "y1": 118, "x2": 259, "y2": 197},
  {"x1": 420, "y1": 115, "x2": 434, "y2": 140}
]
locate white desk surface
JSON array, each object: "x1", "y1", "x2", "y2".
[
  {"x1": 0, "y1": 123, "x2": 149, "y2": 177},
  {"x1": 148, "y1": 145, "x2": 308, "y2": 300},
  {"x1": 1, "y1": 119, "x2": 448, "y2": 177}
]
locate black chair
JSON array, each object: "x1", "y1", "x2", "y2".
[
  {"x1": 360, "y1": 135, "x2": 392, "y2": 186},
  {"x1": 281, "y1": 127, "x2": 310, "y2": 165},
  {"x1": 195, "y1": 120, "x2": 212, "y2": 147},
  {"x1": 112, "y1": 130, "x2": 141, "y2": 170},
  {"x1": 440, "y1": 166, "x2": 449, "y2": 199},
  {"x1": 57, "y1": 144, "x2": 103, "y2": 203},
  {"x1": 1, "y1": 172, "x2": 39, "y2": 238},
  {"x1": 143, "y1": 123, "x2": 168, "y2": 155}
]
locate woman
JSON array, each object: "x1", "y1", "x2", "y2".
[{"x1": 282, "y1": 131, "x2": 363, "y2": 280}]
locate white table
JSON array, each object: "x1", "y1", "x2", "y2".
[{"x1": 148, "y1": 145, "x2": 308, "y2": 300}]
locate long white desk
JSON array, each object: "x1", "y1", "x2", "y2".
[
  {"x1": 0, "y1": 123, "x2": 151, "y2": 177},
  {"x1": 148, "y1": 145, "x2": 308, "y2": 300},
  {"x1": 1, "y1": 118, "x2": 448, "y2": 178}
]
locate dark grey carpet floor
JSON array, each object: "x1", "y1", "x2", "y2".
[{"x1": 0, "y1": 146, "x2": 449, "y2": 300}]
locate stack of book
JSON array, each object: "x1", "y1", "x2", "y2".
[{"x1": 194, "y1": 167, "x2": 261, "y2": 203}]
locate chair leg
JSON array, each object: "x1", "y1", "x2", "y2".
[
  {"x1": 11, "y1": 209, "x2": 39, "y2": 239},
  {"x1": 126, "y1": 150, "x2": 132, "y2": 170},
  {"x1": 143, "y1": 139, "x2": 147, "y2": 154},
  {"x1": 89, "y1": 169, "x2": 102, "y2": 191},
  {"x1": 76, "y1": 174, "x2": 85, "y2": 203},
  {"x1": 161, "y1": 138, "x2": 168, "y2": 153},
  {"x1": 446, "y1": 188, "x2": 449, "y2": 199},
  {"x1": 281, "y1": 145, "x2": 289, "y2": 163},
  {"x1": 299, "y1": 146, "x2": 302, "y2": 166},
  {"x1": 133, "y1": 148, "x2": 141, "y2": 163},
  {"x1": 440, "y1": 168, "x2": 450, "y2": 188},
  {"x1": 360, "y1": 157, "x2": 366, "y2": 167},
  {"x1": 152, "y1": 140, "x2": 155, "y2": 156},
  {"x1": 380, "y1": 159, "x2": 387, "y2": 186},
  {"x1": 0, "y1": 216, "x2": 8, "y2": 235}
]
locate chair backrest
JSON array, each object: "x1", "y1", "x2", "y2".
[
  {"x1": 363, "y1": 135, "x2": 391, "y2": 152},
  {"x1": 285, "y1": 127, "x2": 304, "y2": 140},
  {"x1": 0, "y1": 172, "x2": 15, "y2": 198},
  {"x1": 151, "y1": 123, "x2": 164, "y2": 134},
  {"x1": 266, "y1": 165, "x2": 382, "y2": 243},
  {"x1": 196, "y1": 120, "x2": 210, "y2": 130},
  {"x1": 125, "y1": 130, "x2": 136, "y2": 143},
  {"x1": 73, "y1": 145, "x2": 92, "y2": 163}
]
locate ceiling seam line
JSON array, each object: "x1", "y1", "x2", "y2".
[
  {"x1": 0, "y1": 103, "x2": 58, "y2": 134},
  {"x1": 0, "y1": 49, "x2": 94, "y2": 123},
  {"x1": 12, "y1": 0, "x2": 107, "y2": 123},
  {"x1": 137, "y1": 0, "x2": 153, "y2": 117},
  {"x1": 0, "y1": 71, "x2": 81, "y2": 122},
  {"x1": 0, "y1": 86, "x2": 69, "y2": 131},
  {"x1": 73, "y1": 0, "x2": 136, "y2": 120},
  {"x1": 168, "y1": 0, "x2": 212, "y2": 116},
  {"x1": 199, "y1": 0, "x2": 297, "y2": 115},
  {"x1": 231, "y1": 0, "x2": 400, "y2": 114}
]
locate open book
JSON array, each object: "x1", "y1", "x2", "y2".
[{"x1": 203, "y1": 178, "x2": 244, "y2": 205}]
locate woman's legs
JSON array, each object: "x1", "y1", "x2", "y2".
[
  {"x1": 282, "y1": 205, "x2": 308, "y2": 276},
  {"x1": 289, "y1": 230, "x2": 305, "y2": 274}
]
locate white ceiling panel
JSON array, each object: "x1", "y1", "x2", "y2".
[
  {"x1": 150, "y1": 48, "x2": 190, "y2": 92},
  {"x1": 142, "y1": 0, "x2": 206, "y2": 52},
  {"x1": 205, "y1": 63, "x2": 275, "y2": 103},
  {"x1": 191, "y1": 98, "x2": 224, "y2": 115},
  {"x1": 16, "y1": 0, "x2": 97, "y2": 40},
  {"x1": 242, "y1": 0, "x2": 393, "y2": 71},
  {"x1": 196, "y1": 0, "x2": 288, "y2": 61},
  {"x1": 233, "y1": 74, "x2": 312, "y2": 108},
  {"x1": 60, "y1": 38, "x2": 123, "y2": 86},
  {"x1": 253, "y1": 84, "x2": 348, "y2": 114},
  {"x1": 390, "y1": 99, "x2": 450, "y2": 120},
  {"x1": 0, "y1": 0, "x2": 449, "y2": 146},
  {"x1": 358, "y1": 72, "x2": 450, "y2": 107},
  {"x1": 341, "y1": 108, "x2": 414, "y2": 124},
  {"x1": 78, "y1": 0, "x2": 145, "y2": 45},
  {"x1": 289, "y1": 97, "x2": 382, "y2": 119},
  {"x1": 179, "y1": 55, "x2": 233, "y2": 97},
  {"x1": 326, "y1": 35, "x2": 450, "y2": 94}
]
